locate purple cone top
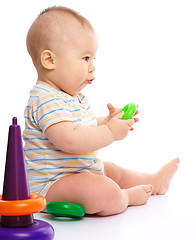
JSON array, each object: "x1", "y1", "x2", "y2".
[
  {"x1": 12, "y1": 117, "x2": 17, "y2": 125},
  {"x1": 1, "y1": 117, "x2": 33, "y2": 227},
  {"x1": 2, "y1": 117, "x2": 30, "y2": 201}
]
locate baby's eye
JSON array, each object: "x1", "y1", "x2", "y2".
[{"x1": 83, "y1": 56, "x2": 90, "y2": 62}]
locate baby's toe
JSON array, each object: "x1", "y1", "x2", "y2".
[{"x1": 144, "y1": 184, "x2": 154, "y2": 194}]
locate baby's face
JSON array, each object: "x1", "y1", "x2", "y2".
[{"x1": 53, "y1": 24, "x2": 98, "y2": 97}]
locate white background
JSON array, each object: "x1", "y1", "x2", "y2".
[{"x1": 0, "y1": 1, "x2": 196, "y2": 239}]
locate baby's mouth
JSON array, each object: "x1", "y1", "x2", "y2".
[{"x1": 87, "y1": 78, "x2": 95, "y2": 84}]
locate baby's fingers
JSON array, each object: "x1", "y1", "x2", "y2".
[
  {"x1": 126, "y1": 119, "x2": 135, "y2": 128},
  {"x1": 133, "y1": 117, "x2": 139, "y2": 123},
  {"x1": 107, "y1": 103, "x2": 116, "y2": 114},
  {"x1": 134, "y1": 109, "x2": 139, "y2": 116},
  {"x1": 115, "y1": 111, "x2": 124, "y2": 119}
]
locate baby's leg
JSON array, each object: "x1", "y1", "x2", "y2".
[
  {"x1": 104, "y1": 157, "x2": 179, "y2": 195},
  {"x1": 45, "y1": 172, "x2": 152, "y2": 216}
]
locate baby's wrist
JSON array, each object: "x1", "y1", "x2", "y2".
[
  {"x1": 104, "y1": 115, "x2": 110, "y2": 125},
  {"x1": 105, "y1": 124, "x2": 115, "y2": 142},
  {"x1": 106, "y1": 123, "x2": 116, "y2": 141},
  {"x1": 97, "y1": 116, "x2": 110, "y2": 126}
]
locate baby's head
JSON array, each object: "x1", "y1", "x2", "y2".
[{"x1": 27, "y1": 6, "x2": 98, "y2": 96}]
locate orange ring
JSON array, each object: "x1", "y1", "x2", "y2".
[{"x1": 0, "y1": 193, "x2": 46, "y2": 216}]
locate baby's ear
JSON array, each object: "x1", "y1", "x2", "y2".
[{"x1": 41, "y1": 50, "x2": 56, "y2": 70}]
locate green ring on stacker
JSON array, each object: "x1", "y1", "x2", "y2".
[
  {"x1": 120, "y1": 103, "x2": 137, "y2": 120},
  {"x1": 46, "y1": 201, "x2": 85, "y2": 218}
]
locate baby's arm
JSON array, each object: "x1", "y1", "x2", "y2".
[{"x1": 45, "y1": 112, "x2": 135, "y2": 154}]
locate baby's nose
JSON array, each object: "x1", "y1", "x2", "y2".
[{"x1": 89, "y1": 62, "x2": 95, "y2": 73}]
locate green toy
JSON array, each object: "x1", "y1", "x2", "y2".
[
  {"x1": 120, "y1": 103, "x2": 137, "y2": 120},
  {"x1": 45, "y1": 201, "x2": 85, "y2": 218}
]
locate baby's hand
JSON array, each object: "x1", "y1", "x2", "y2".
[{"x1": 107, "y1": 111, "x2": 135, "y2": 141}]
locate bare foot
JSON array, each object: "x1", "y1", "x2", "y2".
[
  {"x1": 154, "y1": 157, "x2": 180, "y2": 195},
  {"x1": 125, "y1": 184, "x2": 153, "y2": 206}
]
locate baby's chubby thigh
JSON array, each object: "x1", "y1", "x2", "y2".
[{"x1": 45, "y1": 172, "x2": 128, "y2": 215}]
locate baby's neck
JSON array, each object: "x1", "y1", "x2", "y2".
[
  {"x1": 36, "y1": 79, "x2": 61, "y2": 91},
  {"x1": 37, "y1": 79, "x2": 81, "y2": 104}
]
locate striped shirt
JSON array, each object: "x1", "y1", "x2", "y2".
[{"x1": 23, "y1": 82, "x2": 104, "y2": 196}]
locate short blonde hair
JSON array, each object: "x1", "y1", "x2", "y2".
[{"x1": 26, "y1": 6, "x2": 93, "y2": 68}]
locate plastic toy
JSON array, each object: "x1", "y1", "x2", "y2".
[
  {"x1": 46, "y1": 201, "x2": 85, "y2": 218},
  {"x1": 120, "y1": 103, "x2": 137, "y2": 120},
  {"x1": 0, "y1": 193, "x2": 46, "y2": 216},
  {"x1": 0, "y1": 117, "x2": 55, "y2": 240}
]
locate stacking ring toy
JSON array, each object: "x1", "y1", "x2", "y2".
[
  {"x1": 120, "y1": 103, "x2": 137, "y2": 120},
  {"x1": 0, "y1": 117, "x2": 54, "y2": 239},
  {"x1": 46, "y1": 201, "x2": 85, "y2": 218},
  {"x1": 0, "y1": 220, "x2": 54, "y2": 240},
  {"x1": 0, "y1": 193, "x2": 46, "y2": 216}
]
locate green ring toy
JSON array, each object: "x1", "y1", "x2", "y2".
[
  {"x1": 120, "y1": 103, "x2": 137, "y2": 120},
  {"x1": 45, "y1": 201, "x2": 85, "y2": 218}
]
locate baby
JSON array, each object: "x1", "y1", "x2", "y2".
[{"x1": 24, "y1": 6, "x2": 179, "y2": 216}]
